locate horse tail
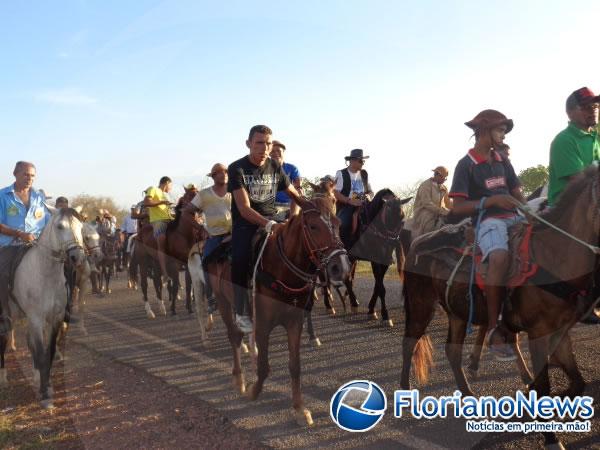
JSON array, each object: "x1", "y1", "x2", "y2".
[{"x1": 413, "y1": 334, "x2": 434, "y2": 385}]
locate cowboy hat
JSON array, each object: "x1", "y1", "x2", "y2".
[
  {"x1": 465, "y1": 109, "x2": 513, "y2": 133},
  {"x1": 344, "y1": 149, "x2": 369, "y2": 161}
]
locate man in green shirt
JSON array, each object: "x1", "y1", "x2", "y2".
[{"x1": 548, "y1": 87, "x2": 600, "y2": 206}]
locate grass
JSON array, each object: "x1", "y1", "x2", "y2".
[{"x1": 354, "y1": 260, "x2": 399, "y2": 278}]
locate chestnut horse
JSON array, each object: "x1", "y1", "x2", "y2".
[
  {"x1": 204, "y1": 196, "x2": 350, "y2": 425},
  {"x1": 401, "y1": 166, "x2": 600, "y2": 449}
]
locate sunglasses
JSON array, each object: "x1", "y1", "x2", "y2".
[{"x1": 352, "y1": 158, "x2": 365, "y2": 164}]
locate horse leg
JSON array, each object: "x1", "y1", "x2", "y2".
[
  {"x1": 445, "y1": 317, "x2": 474, "y2": 396},
  {"x1": 401, "y1": 273, "x2": 437, "y2": 390},
  {"x1": 322, "y1": 285, "x2": 336, "y2": 315},
  {"x1": 506, "y1": 332, "x2": 534, "y2": 386},
  {"x1": 527, "y1": 333, "x2": 561, "y2": 448},
  {"x1": 222, "y1": 302, "x2": 245, "y2": 394},
  {"x1": 304, "y1": 309, "x2": 321, "y2": 347},
  {"x1": 0, "y1": 334, "x2": 7, "y2": 385},
  {"x1": 185, "y1": 267, "x2": 193, "y2": 314},
  {"x1": 346, "y1": 263, "x2": 359, "y2": 313},
  {"x1": 169, "y1": 266, "x2": 179, "y2": 316},
  {"x1": 286, "y1": 316, "x2": 313, "y2": 426},
  {"x1": 466, "y1": 326, "x2": 486, "y2": 381},
  {"x1": 551, "y1": 332, "x2": 585, "y2": 398},
  {"x1": 248, "y1": 322, "x2": 272, "y2": 401},
  {"x1": 8, "y1": 328, "x2": 16, "y2": 352},
  {"x1": 140, "y1": 259, "x2": 155, "y2": 319},
  {"x1": 153, "y1": 262, "x2": 167, "y2": 316},
  {"x1": 367, "y1": 262, "x2": 379, "y2": 320},
  {"x1": 377, "y1": 263, "x2": 392, "y2": 327}
]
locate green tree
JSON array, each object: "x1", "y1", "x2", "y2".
[
  {"x1": 518, "y1": 165, "x2": 549, "y2": 198},
  {"x1": 71, "y1": 194, "x2": 128, "y2": 226}
]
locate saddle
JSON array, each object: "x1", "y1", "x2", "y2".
[
  {"x1": 410, "y1": 219, "x2": 538, "y2": 291},
  {"x1": 0, "y1": 244, "x2": 33, "y2": 303}
]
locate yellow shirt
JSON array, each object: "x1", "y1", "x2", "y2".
[
  {"x1": 145, "y1": 186, "x2": 173, "y2": 223},
  {"x1": 190, "y1": 187, "x2": 232, "y2": 236}
]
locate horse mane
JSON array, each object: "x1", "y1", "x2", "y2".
[
  {"x1": 539, "y1": 165, "x2": 599, "y2": 226},
  {"x1": 368, "y1": 188, "x2": 396, "y2": 223},
  {"x1": 166, "y1": 207, "x2": 182, "y2": 233}
]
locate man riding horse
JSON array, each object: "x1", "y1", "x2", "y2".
[
  {"x1": 227, "y1": 124, "x2": 304, "y2": 333},
  {"x1": 411, "y1": 166, "x2": 451, "y2": 238},
  {"x1": 333, "y1": 149, "x2": 374, "y2": 250},
  {"x1": 270, "y1": 140, "x2": 302, "y2": 221},
  {"x1": 143, "y1": 176, "x2": 174, "y2": 281},
  {"x1": 188, "y1": 163, "x2": 231, "y2": 315},
  {"x1": 0, "y1": 161, "x2": 51, "y2": 335},
  {"x1": 448, "y1": 109, "x2": 526, "y2": 361},
  {"x1": 548, "y1": 86, "x2": 600, "y2": 324}
]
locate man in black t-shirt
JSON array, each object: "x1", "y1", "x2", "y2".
[
  {"x1": 227, "y1": 124, "x2": 305, "y2": 333},
  {"x1": 449, "y1": 109, "x2": 526, "y2": 362}
]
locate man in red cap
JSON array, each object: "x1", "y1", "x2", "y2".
[
  {"x1": 449, "y1": 109, "x2": 526, "y2": 361},
  {"x1": 548, "y1": 87, "x2": 600, "y2": 207}
]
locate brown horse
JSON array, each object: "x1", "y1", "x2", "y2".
[
  {"x1": 401, "y1": 166, "x2": 600, "y2": 449},
  {"x1": 205, "y1": 196, "x2": 350, "y2": 425}
]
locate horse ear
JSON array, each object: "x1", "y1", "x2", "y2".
[{"x1": 400, "y1": 197, "x2": 413, "y2": 205}]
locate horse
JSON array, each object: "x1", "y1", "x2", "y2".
[
  {"x1": 401, "y1": 166, "x2": 600, "y2": 449},
  {"x1": 96, "y1": 218, "x2": 120, "y2": 295},
  {"x1": 0, "y1": 208, "x2": 86, "y2": 408},
  {"x1": 202, "y1": 195, "x2": 350, "y2": 425},
  {"x1": 314, "y1": 189, "x2": 412, "y2": 326}
]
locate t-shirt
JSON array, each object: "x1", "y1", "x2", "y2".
[
  {"x1": 548, "y1": 122, "x2": 600, "y2": 206},
  {"x1": 227, "y1": 155, "x2": 290, "y2": 228},
  {"x1": 122, "y1": 214, "x2": 137, "y2": 234},
  {"x1": 191, "y1": 187, "x2": 232, "y2": 236},
  {"x1": 0, "y1": 184, "x2": 51, "y2": 246},
  {"x1": 334, "y1": 169, "x2": 366, "y2": 198},
  {"x1": 275, "y1": 162, "x2": 300, "y2": 204},
  {"x1": 449, "y1": 149, "x2": 520, "y2": 221},
  {"x1": 145, "y1": 186, "x2": 173, "y2": 223}
]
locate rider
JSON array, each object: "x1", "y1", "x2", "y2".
[
  {"x1": 188, "y1": 163, "x2": 232, "y2": 314},
  {"x1": 143, "y1": 176, "x2": 174, "y2": 280},
  {"x1": 548, "y1": 87, "x2": 600, "y2": 324},
  {"x1": 55, "y1": 196, "x2": 69, "y2": 209},
  {"x1": 449, "y1": 109, "x2": 525, "y2": 361},
  {"x1": 0, "y1": 161, "x2": 51, "y2": 334},
  {"x1": 121, "y1": 205, "x2": 138, "y2": 267},
  {"x1": 270, "y1": 140, "x2": 302, "y2": 220},
  {"x1": 228, "y1": 125, "x2": 305, "y2": 333},
  {"x1": 411, "y1": 166, "x2": 451, "y2": 237},
  {"x1": 333, "y1": 149, "x2": 374, "y2": 249}
]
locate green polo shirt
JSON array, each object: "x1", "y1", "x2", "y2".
[{"x1": 548, "y1": 122, "x2": 600, "y2": 206}]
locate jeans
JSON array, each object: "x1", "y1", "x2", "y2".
[
  {"x1": 231, "y1": 225, "x2": 258, "y2": 316},
  {"x1": 203, "y1": 234, "x2": 228, "y2": 300},
  {"x1": 337, "y1": 205, "x2": 356, "y2": 249}
]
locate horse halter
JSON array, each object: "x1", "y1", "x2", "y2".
[
  {"x1": 49, "y1": 216, "x2": 86, "y2": 263},
  {"x1": 372, "y1": 200, "x2": 404, "y2": 241},
  {"x1": 276, "y1": 206, "x2": 347, "y2": 287}
]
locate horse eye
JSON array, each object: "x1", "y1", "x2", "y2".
[{"x1": 57, "y1": 223, "x2": 65, "y2": 230}]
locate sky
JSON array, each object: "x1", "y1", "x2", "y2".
[{"x1": 1, "y1": 0, "x2": 599, "y2": 209}]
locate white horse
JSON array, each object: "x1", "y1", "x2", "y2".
[{"x1": 0, "y1": 208, "x2": 86, "y2": 408}]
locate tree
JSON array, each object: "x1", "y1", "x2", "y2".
[
  {"x1": 393, "y1": 180, "x2": 423, "y2": 218},
  {"x1": 518, "y1": 165, "x2": 549, "y2": 198},
  {"x1": 70, "y1": 194, "x2": 128, "y2": 226}
]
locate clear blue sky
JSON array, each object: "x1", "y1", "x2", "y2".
[{"x1": 1, "y1": 0, "x2": 599, "y2": 209}]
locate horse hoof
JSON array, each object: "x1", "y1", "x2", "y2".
[
  {"x1": 0, "y1": 368, "x2": 7, "y2": 385},
  {"x1": 159, "y1": 302, "x2": 167, "y2": 316},
  {"x1": 545, "y1": 442, "x2": 566, "y2": 450},
  {"x1": 233, "y1": 375, "x2": 246, "y2": 394},
  {"x1": 310, "y1": 338, "x2": 322, "y2": 348},
  {"x1": 368, "y1": 312, "x2": 378, "y2": 320},
  {"x1": 145, "y1": 304, "x2": 156, "y2": 319},
  {"x1": 40, "y1": 399, "x2": 54, "y2": 410},
  {"x1": 241, "y1": 342, "x2": 249, "y2": 354},
  {"x1": 384, "y1": 319, "x2": 394, "y2": 328},
  {"x1": 327, "y1": 308, "x2": 336, "y2": 316},
  {"x1": 205, "y1": 314, "x2": 214, "y2": 332},
  {"x1": 295, "y1": 408, "x2": 314, "y2": 427},
  {"x1": 107, "y1": 289, "x2": 112, "y2": 294}
]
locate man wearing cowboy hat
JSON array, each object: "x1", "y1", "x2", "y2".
[
  {"x1": 548, "y1": 87, "x2": 600, "y2": 207},
  {"x1": 411, "y1": 166, "x2": 451, "y2": 238},
  {"x1": 449, "y1": 109, "x2": 526, "y2": 361},
  {"x1": 334, "y1": 149, "x2": 374, "y2": 249},
  {"x1": 188, "y1": 163, "x2": 232, "y2": 315}
]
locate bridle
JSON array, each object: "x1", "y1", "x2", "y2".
[{"x1": 369, "y1": 198, "x2": 404, "y2": 242}]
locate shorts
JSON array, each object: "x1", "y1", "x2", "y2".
[
  {"x1": 477, "y1": 215, "x2": 525, "y2": 262},
  {"x1": 151, "y1": 220, "x2": 170, "y2": 238}
]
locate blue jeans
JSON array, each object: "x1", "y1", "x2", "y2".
[
  {"x1": 231, "y1": 225, "x2": 258, "y2": 316},
  {"x1": 478, "y1": 215, "x2": 526, "y2": 261},
  {"x1": 337, "y1": 205, "x2": 356, "y2": 249},
  {"x1": 203, "y1": 234, "x2": 227, "y2": 300}
]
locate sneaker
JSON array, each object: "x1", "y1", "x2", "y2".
[
  {"x1": 235, "y1": 314, "x2": 253, "y2": 334},
  {"x1": 207, "y1": 297, "x2": 217, "y2": 315},
  {"x1": 486, "y1": 327, "x2": 517, "y2": 362}
]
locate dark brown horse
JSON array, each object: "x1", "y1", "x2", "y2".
[
  {"x1": 97, "y1": 221, "x2": 120, "y2": 295},
  {"x1": 401, "y1": 166, "x2": 600, "y2": 449},
  {"x1": 204, "y1": 196, "x2": 350, "y2": 425}
]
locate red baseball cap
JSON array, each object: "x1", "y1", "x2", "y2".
[{"x1": 566, "y1": 87, "x2": 600, "y2": 110}]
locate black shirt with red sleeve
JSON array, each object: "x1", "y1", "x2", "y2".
[{"x1": 449, "y1": 149, "x2": 521, "y2": 220}]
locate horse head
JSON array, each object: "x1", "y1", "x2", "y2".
[
  {"x1": 298, "y1": 196, "x2": 350, "y2": 286},
  {"x1": 47, "y1": 208, "x2": 87, "y2": 267},
  {"x1": 82, "y1": 222, "x2": 103, "y2": 265},
  {"x1": 380, "y1": 194, "x2": 413, "y2": 233}
]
